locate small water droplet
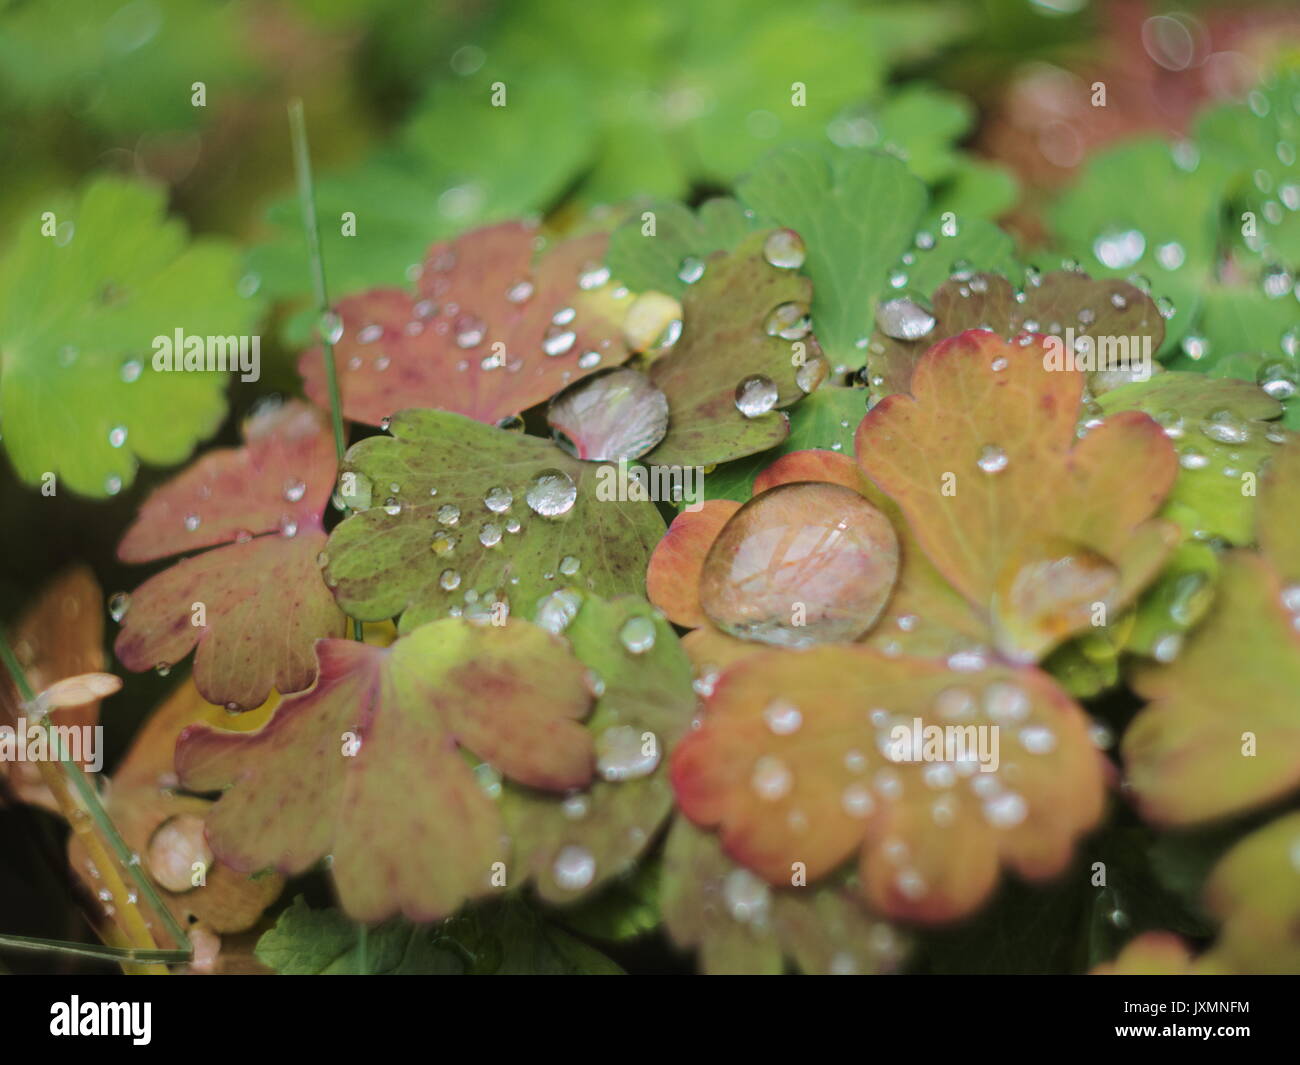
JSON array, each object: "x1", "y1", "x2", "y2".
[
  {"x1": 618, "y1": 615, "x2": 656, "y2": 654},
  {"x1": 107, "y1": 592, "x2": 131, "y2": 623},
  {"x1": 977, "y1": 444, "x2": 1008, "y2": 473},
  {"x1": 677, "y1": 257, "x2": 706, "y2": 284},
  {"x1": 734, "y1": 374, "x2": 779, "y2": 417},
  {"x1": 553, "y1": 845, "x2": 596, "y2": 891},
  {"x1": 319, "y1": 311, "x2": 344, "y2": 345}
]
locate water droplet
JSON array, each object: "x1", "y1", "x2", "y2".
[
  {"x1": 107, "y1": 592, "x2": 130, "y2": 623},
  {"x1": 543, "y1": 327, "x2": 577, "y2": 357},
  {"x1": 1263, "y1": 265, "x2": 1294, "y2": 299},
  {"x1": 553, "y1": 845, "x2": 596, "y2": 891},
  {"x1": 977, "y1": 445, "x2": 1008, "y2": 473},
  {"x1": 319, "y1": 311, "x2": 344, "y2": 345},
  {"x1": 751, "y1": 755, "x2": 792, "y2": 800},
  {"x1": 525, "y1": 469, "x2": 577, "y2": 518},
  {"x1": 1200, "y1": 409, "x2": 1250, "y2": 444},
  {"x1": 1258, "y1": 360, "x2": 1299, "y2": 400},
  {"x1": 455, "y1": 315, "x2": 486, "y2": 348},
  {"x1": 677, "y1": 257, "x2": 706, "y2": 284},
  {"x1": 547, "y1": 367, "x2": 670, "y2": 461},
  {"x1": 430, "y1": 531, "x2": 459, "y2": 556},
  {"x1": 841, "y1": 783, "x2": 874, "y2": 818},
  {"x1": 105, "y1": 475, "x2": 123, "y2": 496},
  {"x1": 120, "y1": 359, "x2": 143, "y2": 383},
  {"x1": 559, "y1": 555, "x2": 580, "y2": 576},
  {"x1": 535, "y1": 589, "x2": 583, "y2": 634},
  {"x1": 762, "y1": 229, "x2": 806, "y2": 270},
  {"x1": 279, "y1": 515, "x2": 298, "y2": 538},
  {"x1": 699, "y1": 482, "x2": 898, "y2": 646},
  {"x1": 283, "y1": 477, "x2": 307, "y2": 503},
  {"x1": 383, "y1": 497, "x2": 402, "y2": 516},
  {"x1": 763, "y1": 301, "x2": 811, "y2": 340},
  {"x1": 183, "y1": 513, "x2": 201, "y2": 532},
  {"x1": 763, "y1": 699, "x2": 802, "y2": 735},
  {"x1": 876, "y1": 297, "x2": 935, "y2": 341},
  {"x1": 478, "y1": 522, "x2": 502, "y2": 547},
  {"x1": 357, "y1": 324, "x2": 383, "y2": 344},
  {"x1": 107, "y1": 425, "x2": 127, "y2": 448},
  {"x1": 1093, "y1": 229, "x2": 1146, "y2": 271},
  {"x1": 506, "y1": 279, "x2": 534, "y2": 303},
  {"x1": 1155, "y1": 242, "x2": 1186, "y2": 270},
  {"x1": 983, "y1": 792, "x2": 1028, "y2": 827},
  {"x1": 1180, "y1": 334, "x2": 1209, "y2": 361},
  {"x1": 596, "y1": 725, "x2": 660, "y2": 781},
  {"x1": 795, "y1": 357, "x2": 829, "y2": 394},
  {"x1": 734, "y1": 374, "x2": 779, "y2": 417},
  {"x1": 436, "y1": 503, "x2": 461, "y2": 526},
  {"x1": 723, "y1": 868, "x2": 771, "y2": 924},
  {"x1": 578, "y1": 263, "x2": 611, "y2": 290},
  {"x1": 618, "y1": 615, "x2": 656, "y2": 654}
]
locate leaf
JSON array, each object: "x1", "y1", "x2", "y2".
[
  {"x1": 1124, "y1": 441, "x2": 1300, "y2": 825},
  {"x1": 299, "y1": 222, "x2": 631, "y2": 428},
  {"x1": 0, "y1": 175, "x2": 262, "y2": 498},
  {"x1": 702, "y1": 386, "x2": 868, "y2": 503},
  {"x1": 670, "y1": 645, "x2": 1107, "y2": 923},
  {"x1": 1097, "y1": 372, "x2": 1288, "y2": 545},
  {"x1": 645, "y1": 229, "x2": 822, "y2": 466},
  {"x1": 322, "y1": 408, "x2": 664, "y2": 632},
  {"x1": 114, "y1": 400, "x2": 345, "y2": 710},
  {"x1": 661, "y1": 818, "x2": 908, "y2": 975},
  {"x1": 736, "y1": 146, "x2": 1018, "y2": 371},
  {"x1": 1089, "y1": 932, "x2": 1216, "y2": 976},
  {"x1": 606, "y1": 199, "x2": 760, "y2": 299},
  {"x1": 865, "y1": 269, "x2": 1163, "y2": 399},
  {"x1": 736, "y1": 146, "x2": 926, "y2": 370},
  {"x1": 1202, "y1": 811, "x2": 1300, "y2": 974},
  {"x1": 68, "y1": 678, "x2": 282, "y2": 936},
  {"x1": 503, "y1": 596, "x2": 696, "y2": 902},
  {"x1": 857, "y1": 330, "x2": 1179, "y2": 662},
  {"x1": 246, "y1": 69, "x2": 596, "y2": 331},
  {"x1": 256, "y1": 895, "x2": 625, "y2": 975},
  {"x1": 0, "y1": 567, "x2": 109, "y2": 810},
  {"x1": 175, "y1": 618, "x2": 593, "y2": 921},
  {"x1": 1050, "y1": 138, "x2": 1226, "y2": 354}
]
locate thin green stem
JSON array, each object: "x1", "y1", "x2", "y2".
[
  {"x1": 288, "y1": 98, "x2": 363, "y2": 653},
  {"x1": 0, "y1": 629, "x2": 191, "y2": 967},
  {"x1": 288, "y1": 98, "x2": 348, "y2": 467}
]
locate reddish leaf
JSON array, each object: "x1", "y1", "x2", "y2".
[
  {"x1": 300, "y1": 223, "x2": 630, "y2": 428},
  {"x1": 671, "y1": 645, "x2": 1106, "y2": 923},
  {"x1": 866, "y1": 271, "x2": 1163, "y2": 399},
  {"x1": 68, "y1": 679, "x2": 282, "y2": 936},
  {"x1": 115, "y1": 401, "x2": 346, "y2": 710},
  {"x1": 857, "y1": 330, "x2": 1179, "y2": 663},
  {"x1": 175, "y1": 618, "x2": 594, "y2": 922}
]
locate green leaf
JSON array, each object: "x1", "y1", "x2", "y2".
[
  {"x1": 257, "y1": 896, "x2": 624, "y2": 974},
  {"x1": 0, "y1": 175, "x2": 262, "y2": 498},
  {"x1": 504, "y1": 596, "x2": 695, "y2": 903},
  {"x1": 323, "y1": 410, "x2": 665, "y2": 631},
  {"x1": 703, "y1": 386, "x2": 867, "y2": 503},
  {"x1": 1050, "y1": 139, "x2": 1226, "y2": 355},
  {"x1": 737, "y1": 145, "x2": 926, "y2": 369},
  {"x1": 1097, "y1": 372, "x2": 1287, "y2": 544},
  {"x1": 736, "y1": 145, "x2": 1018, "y2": 371},
  {"x1": 606, "y1": 199, "x2": 759, "y2": 299}
]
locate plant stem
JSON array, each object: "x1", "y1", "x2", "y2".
[
  {"x1": 288, "y1": 98, "x2": 363, "y2": 646},
  {"x1": 288, "y1": 98, "x2": 348, "y2": 467},
  {"x1": 0, "y1": 630, "x2": 192, "y2": 971}
]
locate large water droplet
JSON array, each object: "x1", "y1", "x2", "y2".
[
  {"x1": 107, "y1": 592, "x2": 131, "y2": 623},
  {"x1": 548, "y1": 368, "x2": 669, "y2": 460},
  {"x1": 699, "y1": 482, "x2": 899, "y2": 646},
  {"x1": 763, "y1": 302, "x2": 811, "y2": 340},
  {"x1": 1200, "y1": 408, "x2": 1250, "y2": 444},
  {"x1": 977, "y1": 445, "x2": 1008, "y2": 473},
  {"x1": 677, "y1": 257, "x2": 706, "y2": 285},
  {"x1": 535, "y1": 589, "x2": 583, "y2": 634},
  {"x1": 319, "y1": 311, "x2": 344, "y2": 345},
  {"x1": 877, "y1": 297, "x2": 936, "y2": 341}
]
